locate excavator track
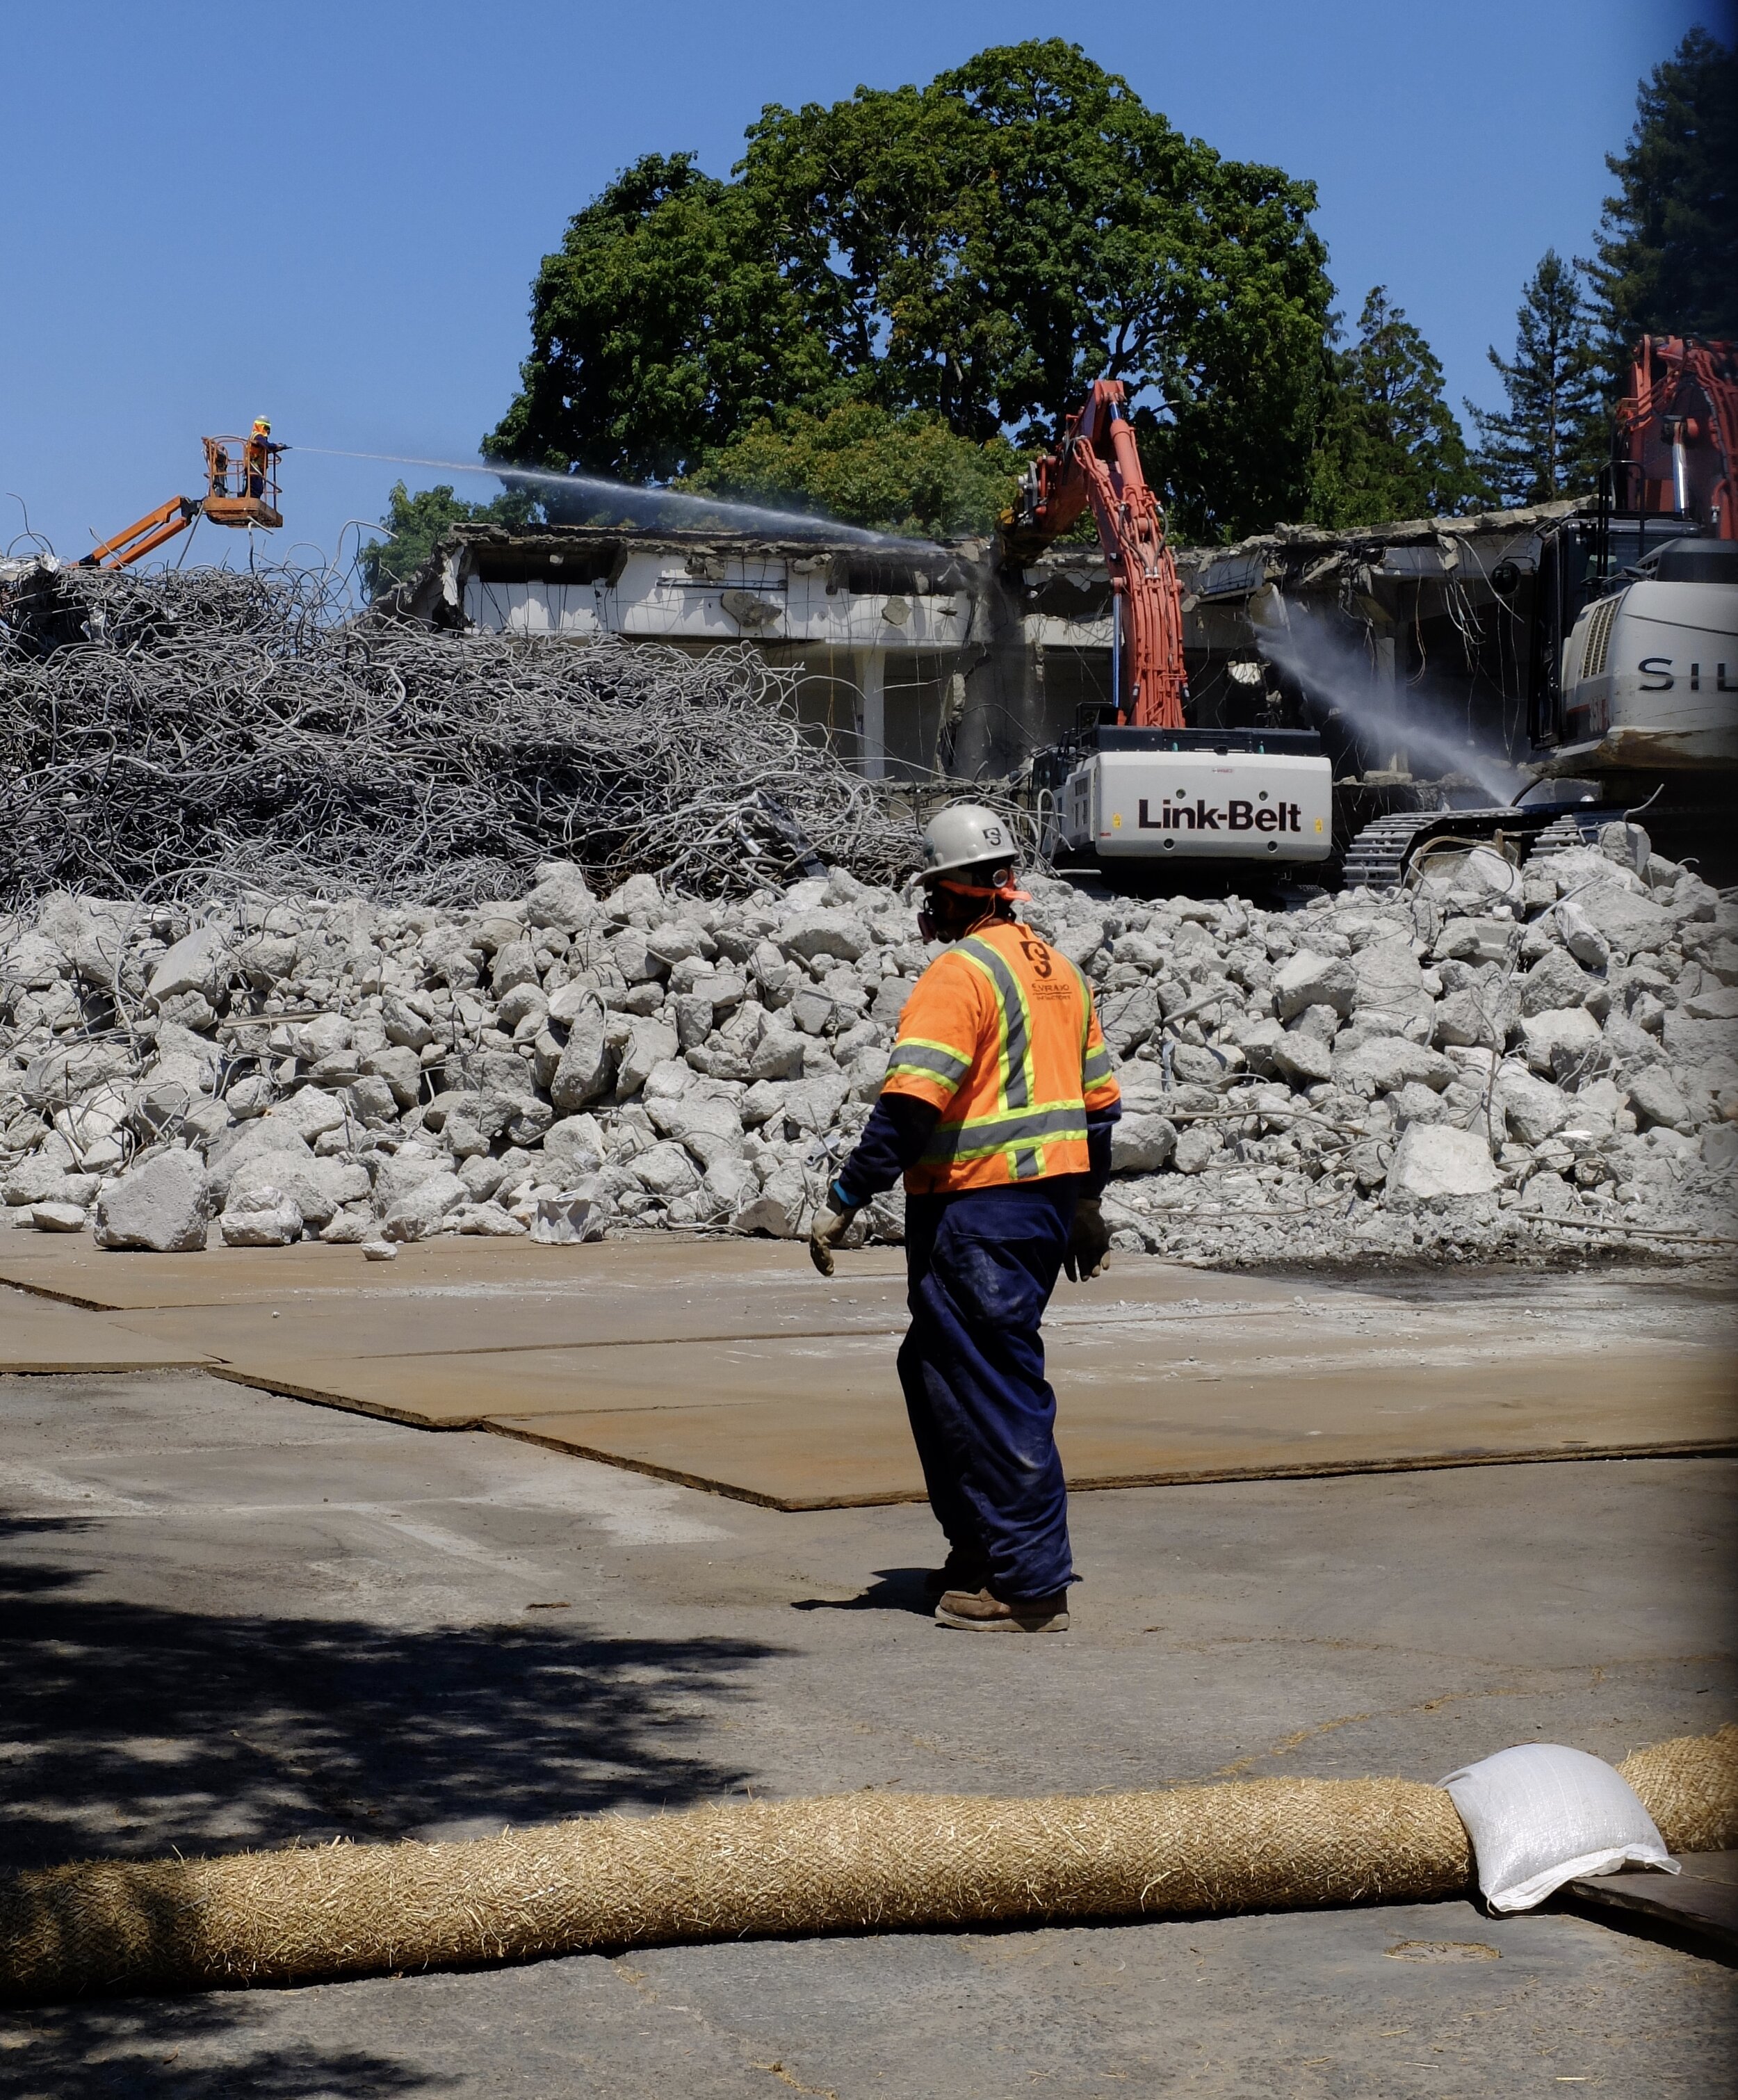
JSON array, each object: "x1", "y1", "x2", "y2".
[
  {"x1": 1339, "y1": 805, "x2": 1588, "y2": 892},
  {"x1": 1338, "y1": 814, "x2": 1446, "y2": 891},
  {"x1": 1524, "y1": 813, "x2": 1605, "y2": 863}
]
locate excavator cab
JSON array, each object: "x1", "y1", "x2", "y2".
[{"x1": 77, "y1": 433, "x2": 284, "y2": 567}]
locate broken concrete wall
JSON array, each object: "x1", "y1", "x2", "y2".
[{"x1": 389, "y1": 502, "x2": 1586, "y2": 789}]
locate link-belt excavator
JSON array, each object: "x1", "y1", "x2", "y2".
[
  {"x1": 76, "y1": 432, "x2": 284, "y2": 569},
  {"x1": 1009, "y1": 379, "x2": 1334, "y2": 876}
]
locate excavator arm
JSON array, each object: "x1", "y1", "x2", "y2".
[
  {"x1": 78, "y1": 496, "x2": 200, "y2": 570},
  {"x1": 1008, "y1": 378, "x2": 1188, "y2": 729}
]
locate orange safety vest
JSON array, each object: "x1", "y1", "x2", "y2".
[{"x1": 881, "y1": 918, "x2": 1121, "y2": 1195}]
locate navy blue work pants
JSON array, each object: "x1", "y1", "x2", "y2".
[{"x1": 898, "y1": 1178, "x2": 1078, "y2": 1602}]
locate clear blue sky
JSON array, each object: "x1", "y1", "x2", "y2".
[{"x1": 1, "y1": 0, "x2": 1723, "y2": 568}]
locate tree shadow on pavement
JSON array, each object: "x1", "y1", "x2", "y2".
[
  {"x1": 0, "y1": 2000, "x2": 450, "y2": 2100},
  {"x1": 0, "y1": 1510, "x2": 783, "y2": 2092},
  {"x1": 0, "y1": 1515, "x2": 779, "y2": 1875}
]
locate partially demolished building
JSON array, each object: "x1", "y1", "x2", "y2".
[{"x1": 396, "y1": 500, "x2": 1584, "y2": 794}]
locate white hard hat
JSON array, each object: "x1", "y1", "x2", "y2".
[{"x1": 920, "y1": 802, "x2": 1017, "y2": 881}]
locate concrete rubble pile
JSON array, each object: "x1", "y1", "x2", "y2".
[{"x1": 2, "y1": 823, "x2": 1734, "y2": 1266}]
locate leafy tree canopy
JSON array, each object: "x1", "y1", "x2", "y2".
[
  {"x1": 486, "y1": 154, "x2": 833, "y2": 485},
  {"x1": 359, "y1": 480, "x2": 537, "y2": 599},
  {"x1": 1587, "y1": 25, "x2": 1738, "y2": 349},
  {"x1": 678, "y1": 403, "x2": 1025, "y2": 539},
  {"x1": 1308, "y1": 289, "x2": 1485, "y2": 528},
  {"x1": 488, "y1": 41, "x2": 1335, "y2": 541},
  {"x1": 1468, "y1": 250, "x2": 1607, "y2": 506}
]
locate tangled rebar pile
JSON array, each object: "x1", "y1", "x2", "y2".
[{"x1": 0, "y1": 561, "x2": 931, "y2": 909}]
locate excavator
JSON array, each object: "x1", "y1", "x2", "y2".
[
  {"x1": 1010, "y1": 379, "x2": 1334, "y2": 876},
  {"x1": 76, "y1": 430, "x2": 284, "y2": 568},
  {"x1": 1341, "y1": 336, "x2": 1738, "y2": 888}
]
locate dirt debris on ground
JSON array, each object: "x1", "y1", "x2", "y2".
[{"x1": 3, "y1": 805, "x2": 1734, "y2": 1266}]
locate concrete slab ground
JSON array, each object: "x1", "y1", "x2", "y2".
[
  {"x1": 3, "y1": 1241, "x2": 1732, "y2": 1504},
  {"x1": 0, "y1": 1362, "x2": 1732, "y2": 2094}
]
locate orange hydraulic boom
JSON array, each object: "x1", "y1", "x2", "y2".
[
  {"x1": 78, "y1": 435, "x2": 284, "y2": 569},
  {"x1": 1007, "y1": 378, "x2": 1188, "y2": 729}
]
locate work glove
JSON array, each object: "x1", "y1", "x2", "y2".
[
  {"x1": 1063, "y1": 1197, "x2": 1111, "y2": 1283},
  {"x1": 808, "y1": 1200, "x2": 858, "y2": 1277}
]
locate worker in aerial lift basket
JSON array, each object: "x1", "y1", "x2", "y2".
[
  {"x1": 245, "y1": 417, "x2": 284, "y2": 498},
  {"x1": 809, "y1": 804, "x2": 1121, "y2": 1633}
]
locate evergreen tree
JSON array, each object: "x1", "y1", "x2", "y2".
[
  {"x1": 1586, "y1": 26, "x2": 1737, "y2": 352},
  {"x1": 1308, "y1": 288, "x2": 1484, "y2": 526},
  {"x1": 1468, "y1": 250, "x2": 1607, "y2": 505}
]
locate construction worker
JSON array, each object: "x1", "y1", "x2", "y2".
[
  {"x1": 244, "y1": 418, "x2": 284, "y2": 499},
  {"x1": 809, "y1": 804, "x2": 1121, "y2": 1632}
]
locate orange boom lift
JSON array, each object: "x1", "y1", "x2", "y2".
[{"x1": 77, "y1": 433, "x2": 284, "y2": 569}]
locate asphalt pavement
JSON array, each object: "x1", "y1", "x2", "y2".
[{"x1": 0, "y1": 1362, "x2": 1732, "y2": 2097}]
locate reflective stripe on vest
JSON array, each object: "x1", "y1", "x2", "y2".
[
  {"x1": 885, "y1": 1037, "x2": 973, "y2": 1088},
  {"x1": 916, "y1": 932, "x2": 1073, "y2": 1181}
]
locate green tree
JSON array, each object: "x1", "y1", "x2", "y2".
[
  {"x1": 485, "y1": 152, "x2": 833, "y2": 483},
  {"x1": 1308, "y1": 288, "x2": 1484, "y2": 526},
  {"x1": 1586, "y1": 26, "x2": 1738, "y2": 351},
  {"x1": 358, "y1": 480, "x2": 537, "y2": 599},
  {"x1": 679, "y1": 403, "x2": 1024, "y2": 538},
  {"x1": 489, "y1": 42, "x2": 1335, "y2": 541},
  {"x1": 1467, "y1": 251, "x2": 1607, "y2": 505}
]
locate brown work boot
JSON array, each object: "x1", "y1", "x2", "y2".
[
  {"x1": 923, "y1": 1548, "x2": 991, "y2": 1597},
  {"x1": 934, "y1": 1585, "x2": 1070, "y2": 1632}
]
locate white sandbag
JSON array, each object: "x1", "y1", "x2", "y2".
[{"x1": 1440, "y1": 1743, "x2": 1677, "y2": 1912}]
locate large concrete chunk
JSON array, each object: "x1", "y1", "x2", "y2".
[
  {"x1": 1625, "y1": 1067, "x2": 1692, "y2": 1132},
  {"x1": 227, "y1": 1150, "x2": 368, "y2": 1229},
  {"x1": 1333, "y1": 1037, "x2": 1457, "y2": 1095},
  {"x1": 1388, "y1": 1123, "x2": 1500, "y2": 1201},
  {"x1": 23, "y1": 1041, "x2": 132, "y2": 1114},
  {"x1": 551, "y1": 1004, "x2": 614, "y2": 1110},
  {"x1": 633, "y1": 1140, "x2": 702, "y2": 1201},
  {"x1": 776, "y1": 910, "x2": 872, "y2": 964},
  {"x1": 219, "y1": 1184, "x2": 304, "y2": 1247},
  {"x1": 1270, "y1": 1030, "x2": 1335, "y2": 1086},
  {"x1": 542, "y1": 1114, "x2": 606, "y2": 1182},
  {"x1": 1495, "y1": 1066, "x2": 1573, "y2": 1145},
  {"x1": 523, "y1": 861, "x2": 596, "y2": 934},
  {"x1": 1519, "y1": 946, "x2": 1598, "y2": 1017},
  {"x1": 733, "y1": 1163, "x2": 810, "y2": 1238},
  {"x1": 646, "y1": 1092, "x2": 746, "y2": 1168},
  {"x1": 1353, "y1": 937, "x2": 1431, "y2": 1022},
  {"x1": 1433, "y1": 984, "x2": 1514, "y2": 1050},
  {"x1": 615, "y1": 1018, "x2": 679, "y2": 1099},
  {"x1": 261, "y1": 1088, "x2": 351, "y2": 1145},
  {"x1": 1110, "y1": 1114, "x2": 1177, "y2": 1172},
  {"x1": 1520, "y1": 1007, "x2": 1606, "y2": 1079},
  {"x1": 372, "y1": 1150, "x2": 450, "y2": 1212},
  {"x1": 145, "y1": 924, "x2": 230, "y2": 1008},
  {"x1": 748, "y1": 1028, "x2": 806, "y2": 1082},
  {"x1": 382, "y1": 1170, "x2": 468, "y2": 1241},
  {"x1": 1273, "y1": 951, "x2": 1356, "y2": 1021},
  {"x1": 1431, "y1": 918, "x2": 1515, "y2": 965},
  {"x1": 92, "y1": 1149, "x2": 211, "y2": 1252},
  {"x1": 1576, "y1": 885, "x2": 1675, "y2": 960}
]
